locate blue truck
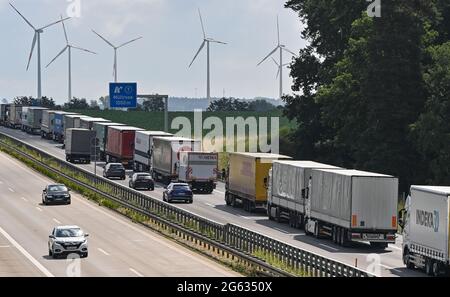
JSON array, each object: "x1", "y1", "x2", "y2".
[{"x1": 53, "y1": 111, "x2": 78, "y2": 143}]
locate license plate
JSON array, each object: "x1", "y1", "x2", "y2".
[
  {"x1": 363, "y1": 234, "x2": 383, "y2": 240},
  {"x1": 66, "y1": 246, "x2": 77, "y2": 250}
]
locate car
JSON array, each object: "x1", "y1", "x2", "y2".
[
  {"x1": 163, "y1": 183, "x2": 193, "y2": 204},
  {"x1": 48, "y1": 225, "x2": 89, "y2": 259},
  {"x1": 42, "y1": 184, "x2": 71, "y2": 205},
  {"x1": 103, "y1": 163, "x2": 126, "y2": 180},
  {"x1": 129, "y1": 173, "x2": 155, "y2": 191}
]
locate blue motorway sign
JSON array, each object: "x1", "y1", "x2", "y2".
[{"x1": 109, "y1": 83, "x2": 137, "y2": 108}]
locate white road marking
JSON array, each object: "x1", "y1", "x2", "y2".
[
  {"x1": 97, "y1": 248, "x2": 110, "y2": 256},
  {"x1": 389, "y1": 244, "x2": 402, "y2": 251},
  {"x1": 132, "y1": 239, "x2": 145, "y2": 242},
  {"x1": 35, "y1": 207, "x2": 43, "y2": 212},
  {"x1": 0, "y1": 226, "x2": 54, "y2": 277},
  {"x1": 238, "y1": 215, "x2": 251, "y2": 220},
  {"x1": 379, "y1": 264, "x2": 402, "y2": 273},
  {"x1": 129, "y1": 268, "x2": 144, "y2": 277},
  {"x1": 8, "y1": 188, "x2": 14, "y2": 193},
  {"x1": 319, "y1": 243, "x2": 340, "y2": 251},
  {"x1": 0, "y1": 180, "x2": 3, "y2": 184},
  {"x1": 0, "y1": 245, "x2": 10, "y2": 248},
  {"x1": 53, "y1": 218, "x2": 61, "y2": 224},
  {"x1": 272, "y1": 227, "x2": 289, "y2": 234},
  {"x1": 214, "y1": 190, "x2": 225, "y2": 195},
  {"x1": 204, "y1": 203, "x2": 215, "y2": 207},
  {"x1": 21, "y1": 197, "x2": 28, "y2": 202}
]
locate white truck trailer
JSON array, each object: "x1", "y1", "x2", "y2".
[
  {"x1": 267, "y1": 161, "x2": 342, "y2": 228},
  {"x1": 133, "y1": 131, "x2": 173, "y2": 172},
  {"x1": 178, "y1": 151, "x2": 218, "y2": 194},
  {"x1": 400, "y1": 186, "x2": 450, "y2": 276},
  {"x1": 305, "y1": 169, "x2": 398, "y2": 248}
]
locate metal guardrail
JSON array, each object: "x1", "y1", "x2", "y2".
[{"x1": 0, "y1": 131, "x2": 374, "y2": 277}]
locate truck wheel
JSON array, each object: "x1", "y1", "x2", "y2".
[
  {"x1": 432, "y1": 261, "x2": 441, "y2": 277},
  {"x1": 404, "y1": 250, "x2": 414, "y2": 269},
  {"x1": 225, "y1": 193, "x2": 232, "y2": 206},
  {"x1": 425, "y1": 258, "x2": 433, "y2": 276}
]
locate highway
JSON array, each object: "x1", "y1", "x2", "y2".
[
  {"x1": 0, "y1": 127, "x2": 424, "y2": 277},
  {"x1": 0, "y1": 150, "x2": 239, "y2": 277}
]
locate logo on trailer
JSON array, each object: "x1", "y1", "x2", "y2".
[{"x1": 416, "y1": 209, "x2": 439, "y2": 232}]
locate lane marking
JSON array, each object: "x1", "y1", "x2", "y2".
[
  {"x1": 129, "y1": 268, "x2": 144, "y2": 277},
  {"x1": 214, "y1": 190, "x2": 225, "y2": 195},
  {"x1": 0, "y1": 245, "x2": 11, "y2": 248},
  {"x1": 238, "y1": 215, "x2": 252, "y2": 220},
  {"x1": 53, "y1": 218, "x2": 61, "y2": 224},
  {"x1": 272, "y1": 227, "x2": 289, "y2": 233},
  {"x1": 132, "y1": 239, "x2": 145, "y2": 242},
  {"x1": 35, "y1": 207, "x2": 43, "y2": 212},
  {"x1": 319, "y1": 243, "x2": 340, "y2": 252},
  {"x1": 21, "y1": 197, "x2": 28, "y2": 202},
  {"x1": 0, "y1": 180, "x2": 3, "y2": 184},
  {"x1": 8, "y1": 188, "x2": 14, "y2": 193},
  {"x1": 204, "y1": 203, "x2": 215, "y2": 207},
  {"x1": 389, "y1": 244, "x2": 402, "y2": 251},
  {"x1": 97, "y1": 248, "x2": 110, "y2": 256},
  {"x1": 0, "y1": 226, "x2": 54, "y2": 277},
  {"x1": 379, "y1": 264, "x2": 402, "y2": 273}
]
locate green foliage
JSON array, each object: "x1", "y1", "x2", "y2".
[
  {"x1": 64, "y1": 97, "x2": 90, "y2": 109},
  {"x1": 13, "y1": 96, "x2": 56, "y2": 108}
]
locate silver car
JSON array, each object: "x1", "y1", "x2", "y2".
[{"x1": 48, "y1": 226, "x2": 89, "y2": 258}]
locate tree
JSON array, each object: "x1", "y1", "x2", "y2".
[
  {"x1": 207, "y1": 98, "x2": 250, "y2": 112},
  {"x1": 64, "y1": 97, "x2": 89, "y2": 109},
  {"x1": 13, "y1": 96, "x2": 55, "y2": 108},
  {"x1": 89, "y1": 100, "x2": 100, "y2": 110},
  {"x1": 142, "y1": 98, "x2": 165, "y2": 112},
  {"x1": 248, "y1": 99, "x2": 276, "y2": 112}
]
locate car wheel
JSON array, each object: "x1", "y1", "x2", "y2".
[
  {"x1": 49, "y1": 249, "x2": 53, "y2": 257},
  {"x1": 66, "y1": 200, "x2": 71, "y2": 205},
  {"x1": 82, "y1": 252, "x2": 88, "y2": 258},
  {"x1": 150, "y1": 186, "x2": 154, "y2": 191},
  {"x1": 163, "y1": 194, "x2": 166, "y2": 202},
  {"x1": 189, "y1": 199, "x2": 193, "y2": 204}
]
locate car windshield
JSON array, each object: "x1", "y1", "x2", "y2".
[
  {"x1": 136, "y1": 174, "x2": 151, "y2": 180},
  {"x1": 110, "y1": 165, "x2": 124, "y2": 169},
  {"x1": 56, "y1": 228, "x2": 83, "y2": 238},
  {"x1": 48, "y1": 185, "x2": 68, "y2": 192},
  {"x1": 173, "y1": 185, "x2": 190, "y2": 191}
]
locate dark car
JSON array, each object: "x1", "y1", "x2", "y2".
[
  {"x1": 103, "y1": 163, "x2": 126, "y2": 180},
  {"x1": 42, "y1": 184, "x2": 71, "y2": 205},
  {"x1": 163, "y1": 183, "x2": 193, "y2": 204},
  {"x1": 129, "y1": 173, "x2": 155, "y2": 191}
]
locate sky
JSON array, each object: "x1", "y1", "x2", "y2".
[{"x1": 0, "y1": 0, "x2": 307, "y2": 105}]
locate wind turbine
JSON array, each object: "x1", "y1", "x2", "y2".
[
  {"x1": 91, "y1": 29, "x2": 143, "y2": 83},
  {"x1": 257, "y1": 16, "x2": 297, "y2": 99},
  {"x1": 272, "y1": 58, "x2": 290, "y2": 79},
  {"x1": 9, "y1": 2, "x2": 70, "y2": 99},
  {"x1": 189, "y1": 9, "x2": 227, "y2": 101},
  {"x1": 46, "y1": 16, "x2": 97, "y2": 101}
]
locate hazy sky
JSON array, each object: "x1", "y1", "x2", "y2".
[{"x1": 0, "y1": 0, "x2": 306, "y2": 104}]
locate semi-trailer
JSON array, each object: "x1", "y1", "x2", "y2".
[
  {"x1": 23, "y1": 107, "x2": 48, "y2": 134},
  {"x1": 225, "y1": 153, "x2": 291, "y2": 212},
  {"x1": 0, "y1": 104, "x2": 10, "y2": 125},
  {"x1": 7, "y1": 104, "x2": 23, "y2": 129},
  {"x1": 41, "y1": 110, "x2": 58, "y2": 139},
  {"x1": 105, "y1": 126, "x2": 144, "y2": 168},
  {"x1": 399, "y1": 186, "x2": 450, "y2": 276},
  {"x1": 63, "y1": 114, "x2": 90, "y2": 132},
  {"x1": 65, "y1": 128, "x2": 96, "y2": 164},
  {"x1": 178, "y1": 151, "x2": 218, "y2": 193},
  {"x1": 133, "y1": 131, "x2": 173, "y2": 172},
  {"x1": 20, "y1": 106, "x2": 30, "y2": 131},
  {"x1": 79, "y1": 117, "x2": 110, "y2": 130},
  {"x1": 52, "y1": 111, "x2": 78, "y2": 143},
  {"x1": 267, "y1": 161, "x2": 342, "y2": 228},
  {"x1": 93, "y1": 122, "x2": 126, "y2": 161},
  {"x1": 151, "y1": 137, "x2": 202, "y2": 184},
  {"x1": 305, "y1": 169, "x2": 398, "y2": 248}
]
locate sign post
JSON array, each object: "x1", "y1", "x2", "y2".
[{"x1": 109, "y1": 83, "x2": 137, "y2": 109}]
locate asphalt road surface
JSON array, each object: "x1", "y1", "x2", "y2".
[
  {"x1": 0, "y1": 127, "x2": 425, "y2": 277},
  {"x1": 0, "y1": 150, "x2": 239, "y2": 277}
]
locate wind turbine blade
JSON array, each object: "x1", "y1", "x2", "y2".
[
  {"x1": 282, "y1": 63, "x2": 290, "y2": 67},
  {"x1": 92, "y1": 29, "x2": 115, "y2": 48},
  {"x1": 276, "y1": 68, "x2": 280, "y2": 79},
  {"x1": 46, "y1": 46, "x2": 68, "y2": 68},
  {"x1": 209, "y1": 38, "x2": 227, "y2": 45},
  {"x1": 257, "y1": 46, "x2": 279, "y2": 66},
  {"x1": 39, "y1": 16, "x2": 71, "y2": 31},
  {"x1": 277, "y1": 15, "x2": 280, "y2": 46},
  {"x1": 26, "y1": 32, "x2": 37, "y2": 71},
  {"x1": 9, "y1": 3, "x2": 36, "y2": 30},
  {"x1": 113, "y1": 51, "x2": 116, "y2": 78},
  {"x1": 198, "y1": 8, "x2": 206, "y2": 39},
  {"x1": 61, "y1": 15, "x2": 68, "y2": 44},
  {"x1": 71, "y1": 45, "x2": 97, "y2": 54},
  {"x1": 282, "y1": 47, "x2": 297, "y2": 57},
  {"x1": 117, "y1": 36, "x2": 143, "y2": 49},
  {"x1": 189, "y1": 40, "x2": 206, "y2": 68},
  {"x1": 271, "y1": 57, "x2": 279, "y2": 66}
]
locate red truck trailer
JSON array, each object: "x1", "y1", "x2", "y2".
[{"x1": 105, "y1": 126, "x2": 144, "y2": 168}]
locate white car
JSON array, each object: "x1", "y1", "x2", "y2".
[{"x1": 48, "y1": 226, "x2": 89, "y2": 258}]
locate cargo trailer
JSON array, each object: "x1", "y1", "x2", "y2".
[
  {"x1": 105, "y1": 126, "x2": 144, "y2": 168},
  {"x1": 400, "y1": 186, "x2": 450, "y2": 276},
  {"x1": 7, "y1": 104, "x2": 23, "y2": 129},
  {"x1": 20, "y1": 106, "x2": 30, "y2": 131},
  {"x1": 151, "y1": 137, "x2": 202, "y2": 184},
  {"x1": 65, "y1": 128, "x2": 96, "y2": 164},
  {"x1": 267, "y1": 161, "x2": 342, "y2": 228},
  {"x1": 23, "y1": 107, "x2": 47, "y2": 134},
  {"x1": 225, "y1": 153, "x2": 291, "y2": 212},
  {"x1": 305, "y1": 169, "x2": 398, "y2": 248},
  {"x1": 53, "y1": 112, "x2": 78, "y2": 143},
  {"x1": 178, "y1": 151, "x2": 218, "y2": 193},
  {"x1": 63, "y1": 114, "x2": 90, "y2": 141},
  {"x1": 0, "y1": 104, "x2": 10, "y2": 125},
  {"x1": 41, "y1": 110, "x2": 58, "y2": 139},
  {"x1": 133, "y1": 131, "x2": 173, "y2": 172},
  {"x1": 79, "y1": 117, "x2": 110, "y2": 130},
  {"x1": 93, "y1": 122, "x2": 126, "y2": 161}
]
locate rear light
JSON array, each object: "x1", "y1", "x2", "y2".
[
  {"x1": 352, "y1": 215, "x2": 357, "y2": 227},
  {"x1": 392, "y1": 216, "x2": 397, "y2": 228},
  {"x1": 386, "y1": 234, "x2": 395, "y2": 241},
  {"x1": 351, "y1": 233, "x2": 361, "y2": 239}
]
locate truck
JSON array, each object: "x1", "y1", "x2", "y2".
[
  {"x1": 20, "y1": 106, "x2": 30, "y2": 131},
  {"x1": 93, "y1": 122, "x2": 126, "y2": 161},
  {"x1": 267, "y1": 161, "x2": 342, "y2": 228},
  {"x1": 305, "y1": 169, "x2": 398, "y2": 248},
  {"x1": 63, "y1": 114, "x2": 90, "y2": 132},
  {"x1": 52, "y1": 111, "x2": 78, "y2": 143},
  {"x1": 151, "y1": 137, "x2": 202, "y2": 184},
  {"x1": 7, "y1": 104, "x2": 23, "y2": 129},
  {"x1": 79, "y1": 117, "x2": 110, "y2": 130},
  {"x1": 41, "y1": 110, "x2": 57, "y2": 139},
  {"x1": 134, "y1": 131, "x2": 173, "y2": 172},
  {"x1": 65, "y1": 128, "x2": 96, "y2": 164},
  {"x1": 178, "y1": 151, "x2": 218, "y2": 193},
  {"x1": 225, "y1": 153, "x2": 291, "y2": 212},
  {"x1": 0, "y1": 104, "x2": 10, "y2": 126},
  {"x1": 23, "y1": 107, "x2": 48, "y2": 134},
  {"x1": 105, "y1": 126, "x2": 144, "y2": 168},
  {"x1": 399, "y1": 186, "x2": 450, "y2": 276}
]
